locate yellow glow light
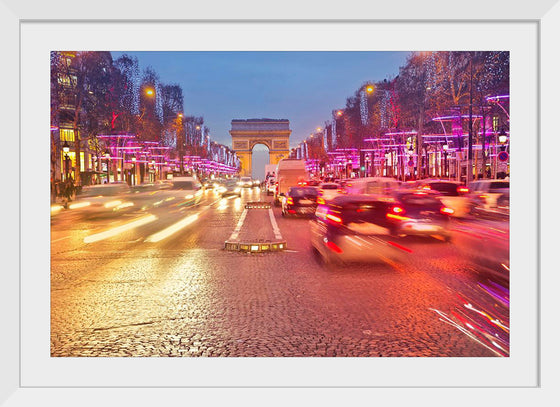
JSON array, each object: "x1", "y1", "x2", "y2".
[
  {"x1": 104, "y1": 200, "x2": 122, "y2": 208},
  {"x1": 84, "y1": 214, "x2": 157, "y2": 243},
  {"x1": 145, "y1": 213, "x2": 199, "y2": 243},
  {"x1": 51, "y1": 205, "x2": 64, "y2": 213},
  {"x1": 69, "y1": 202, "x2": 91, "y2": 209}
]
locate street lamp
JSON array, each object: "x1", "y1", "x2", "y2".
[{"x1": 498, "y1": 128, "x2": 508, "y2": 146}]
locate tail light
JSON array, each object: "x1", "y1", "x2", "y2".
[
  {"x1": 440, "y1": 206, "x2": 455, "y2": 215},
  {"x1": 457, "y1": 186, "x2": 469, "y2": 194},
  {"x1": 326, "y1": 240, "x2": 343, "y2": 253},
  {"x1": 326, "y1": 213, "x2": 342, "y2": 224},
  {"x1": 286, "y1": 197, "x2": 294, "y2": 205},
  {"x1": 318, "y1": 189, "x2": 324, "y2": 196},
  {"x1": 387, "y1": 206, "x2": 409, "y2": 221},
  {"x1": 421, "y1": 185, "x2": 431, "y2": 190}
]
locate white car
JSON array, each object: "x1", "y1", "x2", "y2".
[
  {"x1": 239, "y1": 177, "x2": 253, "y2": 188},
  {"x1": 70, "y1": 182, "x2": 134, "y2": 215},
  {"x1": 165, "y1": 176, "x2": 203, "y2": 205}
]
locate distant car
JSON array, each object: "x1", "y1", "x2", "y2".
[
  {"x1": 221, "y1": 179, "x2": 242, "y2": 197},
  {"x1": 309, "y1": 194, "x2": 411, "y2": 265},
  {"x1": 468, "y1": 180, "x2": 510, "y2": 210},
  {"x1": 281, "y1": 186, "x2": 319, "y2": 217},
  {"x1": 317, "y1": 182, "x2": 341, "y2": 202},
  {"x1": 239, "y1": 176, "x2": 253, "y2": 188},
  {"x1": 166, "y1": 176, "x2": 203, "y2": 206},
  {"x1": 71, "y1": 182, "x2": 134, "y2": 215},
  {"x1": 415, "y1": 179, "x2": 471, "y2": 218},
  {"x1": 388, "y1": 190, "x2": 454, "y2": 241},
  {"x1": 266, "y1": 177, "x2": 276, "y2": 196}
]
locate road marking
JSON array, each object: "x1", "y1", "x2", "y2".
[
  {"x1": 268, "y1": 208, "x2": 283, "y2": 240},
  {"x1": 84, "y1": 214, "x2": 157, "y2": 244},
  {"x1": 145, "y1": 212, "x2": 200, "y2": 243},
  {"x1": 228, "y1": 208, "x2": 248, "y2": 241}
]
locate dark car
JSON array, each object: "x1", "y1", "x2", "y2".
[
  {"x1": 388, "y1": 190, "x2": 453, "y2": 241},
  {"x1": 309, "y1": 194, "x2": 412, "y2": 265},
  {"x1": 281, "y1": 186, "x2": 319, "y2": 217}
]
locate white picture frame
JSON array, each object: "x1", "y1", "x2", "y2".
[{"x1": 3, "y1": 0, "x2": 558, "y2": 405}]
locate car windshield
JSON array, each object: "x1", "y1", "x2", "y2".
[
  {"x1": 396, "y1": 193, "x2": 442, "y2": 215},
  {"x1": 289, "y1": 187, "x2": 318, "y2": 197},
  {"x1": 321, "y1": 184, "x2": 338, "y2": 190},
  {"x1": 490, "y1": 182, "x2": 509, "y2": 189},
  {"x1": 426, "y1": 182, "x2": 459, "y2": 196},
  {"x1": 336, "y1": 201, "x2": 387, "y2": 224},
  {"x1": 171, "y1": 181, "x2": 196, "y2": 190}
]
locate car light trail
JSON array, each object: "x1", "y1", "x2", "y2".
[
  {"x1": 68, "y1": 202, "x2": 91, "y2": 209},
  {"x1": 84, "y1": 214, "x2": 157, "y2": 243},
  {"x1": 104, "y1": 200, "x2": 123, "y2": 208},
  {"x1": 51, "y1": 205, "x2": 64, "y2": 213},
  {"x1": 145, "y1": 213, "x2": 199, "y2": 243}
]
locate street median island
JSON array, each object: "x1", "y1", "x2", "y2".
[{"x1": 224, "y1": 201, "x2": 287, "y2": 253}]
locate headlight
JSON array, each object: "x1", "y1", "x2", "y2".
[
  {"x1": 185, "y1": 194, "x2": 194, "y2": 199},
  {"x1": 195, "y1": 190, "x2": 203, "y2": 196},
  {"x1": 234, "y1": 188, "x2": 241, "y2": 192},
  {"x1": 237, "y1": 182, "x2": 243, "y2": 186}
]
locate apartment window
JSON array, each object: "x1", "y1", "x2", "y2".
[
  {"x1": 60, "y1": 128, "x2": 75, "y2": 142},
  {"x1": 492, "y1": 116, "x2": 499, "y2": 132}
]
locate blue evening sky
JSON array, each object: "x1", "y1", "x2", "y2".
[{"x1": 110, "y1": 51, "x2": 410, "y2": 148}]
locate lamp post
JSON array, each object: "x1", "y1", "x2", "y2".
[
  {"x1": 359, "y1": 84, "x2": 375, "y2": 178},
  {"x1": 104, "y1": 150, "x2": 111, "y2": 184},
  {"x1": 62, "y1": 141, "x2": 71, "y2": 181}
]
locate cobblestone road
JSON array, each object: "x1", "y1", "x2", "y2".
[{"x1": 51, "y1": 187, "x2": 508, "y2": 357}]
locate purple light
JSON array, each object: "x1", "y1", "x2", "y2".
[
  {"x1": 431, "y1": 115, "x2": 482, "y2": 121},
  {"x1": 486, "y1": 94, "x2": 509, "y2": 101}
]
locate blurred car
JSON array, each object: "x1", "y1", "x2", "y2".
[
  {"x1": 164, "y1": 176, "x2": 203, "y2": 206},
  {"x1": 220, "y1": 179, "x2": 242, "y2": 197},
  {"x1": 343, "y1": 176, "x2": 401, "y2": 196},
  {"x1": 415, "y1": 179, "x2": 471, "y2": 218},
  {"x1": 212, "y1": 178, "x2": 227, "y2": 189},
  {"x1": 388, "y1": 190, "x2": 454, "y2": 241},
  {"x1": 239, "y1": 176, "x2": 253, "y2": 188},
  {"x1": 71, "y1": 182, "x2": 134, "y2": 216},
  {"x1": 468, "y1": 180, "x2": 509, "y2": 214},
  {"x1": 309, "y1": 194, "x2": 412, "y2": 265},
  {"x1": 252, "y1": 178, "x2": 261, "y2": 187},
  {"x1": 266, "y1": 177, "x2": 276, "y2": 196},
  {"x1": 281, "y1": 186, "x2": 319, "y2": 217},
  {"x1": 317, "y1": 182, "x2": 341, "y2": 202}
]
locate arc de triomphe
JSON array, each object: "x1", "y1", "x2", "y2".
[{"x1": 230, "y1": 119, "x2": 291, "y2": 177}]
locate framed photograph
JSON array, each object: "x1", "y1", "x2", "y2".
[{"x1": 3, "y1": 0, "x2": 558, "y2": 405}]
